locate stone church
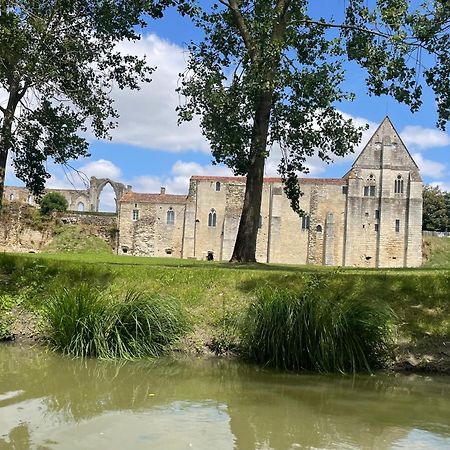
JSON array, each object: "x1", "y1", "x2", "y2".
[{"x1": 118, "y1": 117, "x2": 423, "y2": 268}]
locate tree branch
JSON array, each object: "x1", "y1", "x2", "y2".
[{"x1": 219, "y1": 0, "x2": 258, "y2": 61}]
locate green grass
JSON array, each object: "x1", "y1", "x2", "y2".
[
  {"x1": 43, "y1": 225, "x2": 112, "y2": 254},
  {"x1": 0, "y1": 239, "x2": 449, "y2": 367},
  {"x1": 43, "y1": 286, "x2": 189, "y2": 359},
  {"x1": 423, "y1": 236, "x2": 450, "y2": 268}
]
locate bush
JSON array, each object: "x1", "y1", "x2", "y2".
[
  {"x1": 43, "y1": 285, "x2": 190, "y2": 359},
  {"x1": 240, "y1": 276, "x2": 396, "y2": 373},
  {"x1": 39, "y1": 192, "x2": 68, "y2": 215}
]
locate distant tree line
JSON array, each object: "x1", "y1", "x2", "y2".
[{"x1": 423, "y1": 186, "x2": 450, "y2": 232}]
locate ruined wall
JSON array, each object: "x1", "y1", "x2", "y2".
[
  {"x1": 0, "y1": 203, "x2": 53, "y2": 253},
  {"x1": 3, "y1": 186, "x2": 90, "y2": 212},
  {"x1": 0, "y1": 204, "x2": 118, "y2": 253}
]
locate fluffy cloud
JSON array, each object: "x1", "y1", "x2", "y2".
[
  {"x1": 110, "y1": 34, "x2": 209, "y2": 153},
  {"x1": 132, "y1": 160, "x2": 233, "y2": 195},
  {"x1": 78, "y1": 159, "x2": 122, "y2": 180},
  {"x1": 429, "y1": 180, "x2": 450, "y2": 192},
  {"x1": 411, "y1": 153, "x2": 446, "y2": 178},
  {"x1": 400, "y1": 125, "x2": 450, "y2": 150}
]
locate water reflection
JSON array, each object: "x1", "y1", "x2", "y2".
[{"x1": 0, "y1": 345, "x2": 450, "y2": 449}]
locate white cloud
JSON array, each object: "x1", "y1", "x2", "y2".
[
  {"x1": 411, "y1": 153, "x2": 446, "y2": 178},
  {"x1": 400, "y1": 125, "x2": 450, "y2": 150},
  {"x1": 110, "y1": 34, "x2": 209, "y2": 153},
  {"x1": 132, "y1": 160, "x2": 233, "y2": 195},
  {"x1": 78, "y1": 159, "x2": 122, "y2": 180},
  {"x1": 429, "y1": 180, "x2": 450, "y2": 192}
]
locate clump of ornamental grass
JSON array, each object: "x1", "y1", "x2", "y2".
[
  {"x1": 240, "y1": 276, "x2": 396, "y2": 373},
  {"x1": 43, "y1": 285, "x2": 189, "y2": 359}
]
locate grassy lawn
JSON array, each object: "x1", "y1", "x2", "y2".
[{"x1": 1, "y1": 243, "x2": 449, "y2": 349}]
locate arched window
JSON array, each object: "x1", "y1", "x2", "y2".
[
  {"x1": 208, "y1": 209, "x2": 217, "y2": 227},
  {"x1": 27, "y1": 195, "x2": 33, "y2": 205},
  {"x1": 9, "y1": 193, "x2": 14, "y2": 201},
  {"x1": 215, "y1": 181, "x2": 221, "y2": 192},
  {"x1": 394, "y1": 175, "x2": 404, "y2": 194},
  {"x1": 316, "y1": 224, "x2": 322, "y2": 233},
  {"x1": 167, "y1": 207, "x2": 175, "y2": 225},
  {"x1": 77, "y1": 202, "x2": 85, "y2": 212}
]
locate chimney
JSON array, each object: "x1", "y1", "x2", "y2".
[{"x1": 160, "y1": 187, "x2": 166, "y2": 195}]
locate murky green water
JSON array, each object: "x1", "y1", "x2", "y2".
[{"x1": 1, "y1": 345, "x2": 450, "y2": 450}]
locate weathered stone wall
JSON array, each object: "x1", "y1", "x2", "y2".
[
  {"x1": 0, "y1": 204, "x2": 118, "y2": 253},
  {"x1": 118, "y1": 194, "x2": 186, "y2": 258},
  {"x1": 3, "y1": 186, "x2": 90, "y2": 212},
  {"x1": 0, "y1": 204, "x2": 53, "y2": 253}
]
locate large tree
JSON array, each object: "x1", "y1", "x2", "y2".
[
  {"x1": 178, "y1": 0, "x2": 450, "y2": 262},
  {"x1": 0, "y1": 0, "x2": 174, "y2": 207}
]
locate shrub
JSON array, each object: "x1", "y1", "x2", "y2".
[
  {"x1": 43, "y1": 285, "x2": 189, "y2": 359},
  {"x1": 240, "y1": 276, "x2": 396, "y2": 373},
  {"x1": 39, "y1": 192, "x2": 68, "y2": 215}
]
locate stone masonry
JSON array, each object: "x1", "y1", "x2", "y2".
[{"x1": 117, "y1": 117, "x2": 423, "y2": 268}]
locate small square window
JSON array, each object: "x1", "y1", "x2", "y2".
[
  {"x1": 374, "y1": 223, "x2": 379, "y2": 232},
  {"x1": 342, "y1": 186, "x2": 348, "y2": 195},
  {"x1": 375, "y1": 209, "x2": 380, "y2": 219}
]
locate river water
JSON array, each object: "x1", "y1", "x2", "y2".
[{"x1": 1, "y1": 345, "x2": 450, "y2": 449}]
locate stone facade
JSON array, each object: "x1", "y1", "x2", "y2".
[{"x1": 118, "y1": 117, "x2": 423, "y2": 268}]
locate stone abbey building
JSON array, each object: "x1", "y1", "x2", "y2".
[{"x1": 118, "y1": 117, "x2": 423, "y2": 268}]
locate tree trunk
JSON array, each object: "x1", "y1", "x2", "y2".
[
  {"x1": 230, "y1": 92, "x2": 273, "y2": 262},
  {"x1": 0, "y1": 85, "x2": 21, "y2": 209}
]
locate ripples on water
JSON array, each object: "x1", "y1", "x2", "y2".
[{"x1": 0, "y1": 345, "x2": 450, "y2": 449}]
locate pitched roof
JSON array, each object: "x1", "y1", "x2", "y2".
[
  {"x1": 120, "y1": 192, "x2": 188, "y2": 204},
  {"x1": 191, "y1": 175, "x2": 346, "y2": 185}
]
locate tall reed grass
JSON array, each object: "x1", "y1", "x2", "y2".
[
  {"x1": 43, "y1": 285, "x2": 189, "y2": 359},
  {"x1": 240, "y1": 277, "x2": 396, "y2": 373}
]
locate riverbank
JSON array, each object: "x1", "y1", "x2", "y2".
[{"x1": 1, "y1": 249, "x2": 449, "y2": 373}]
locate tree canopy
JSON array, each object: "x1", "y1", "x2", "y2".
[
  {"x1": 0, "y1": 0, "x2": 175, "y2": 205},
  {"x1": 178, "y1": 0, "x2": 450, "y2": 262},
  {"x1": 423, "y1": 185, "x2": 450, "y2": 232},
  {"x1": 39, "y1": 191, "x2": 68, "y2": 215}
]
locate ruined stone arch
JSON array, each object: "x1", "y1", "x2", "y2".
[{"x1": 88, "y1": 177, "x2": 130, "y2": 213}]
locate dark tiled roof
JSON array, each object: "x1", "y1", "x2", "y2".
[{"x1": 120, "y1": 192, "x2": 188, "y2": 204}]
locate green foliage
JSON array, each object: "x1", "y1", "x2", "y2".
[
  {"x1": 43, "y1": 286, "x2": 190, "y2": 359},
  {"x1": 0, "y1": 0, "x2": 174, "y2": 199},
  {"x1": 0, "y1": 294, "x2": 17, "y2": 340},
  {"x1": 240, "y1": 277, "x2": 396, "y2": 373},
  {"x1": 423, "y1": 185, "x2": 450, "y2": 232},
  {"x1": 44, "y1": 225, "x2": 112, "y2": 254},
  {"x1": 39, "y1": 193, "x2": 68, "y2": 215}
]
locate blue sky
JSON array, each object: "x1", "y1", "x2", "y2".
[{"x1": 5, "y1": 2, "x2": 450, "y2": 210}]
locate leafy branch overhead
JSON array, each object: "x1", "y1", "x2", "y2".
[
  {"x1": 177, "y1": 0, "x2": 450, "y2": 217},
  {"x1": 0, "y1": 0, "x2": 177, "y2": 199}
]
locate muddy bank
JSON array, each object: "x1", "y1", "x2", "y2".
[{"x1": 4, "y1": 309, "x2": 450, "y2": 374}]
